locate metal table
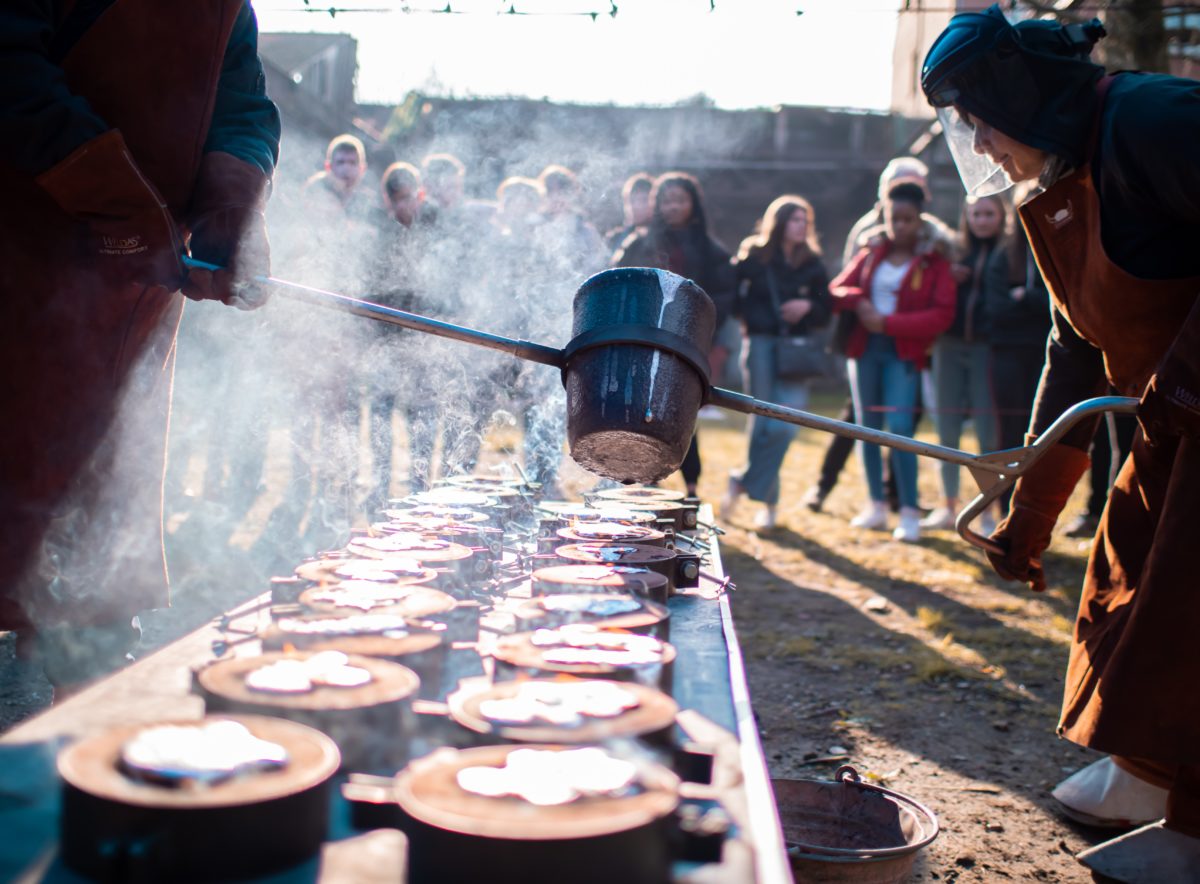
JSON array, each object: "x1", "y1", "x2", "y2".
[{"x1": 0, "y1": 508, "x2": 792, "y2": 883}]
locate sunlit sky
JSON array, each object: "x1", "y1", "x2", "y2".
[{"x1": 250, "y1": 0, "x2": 902, "y2": 110}]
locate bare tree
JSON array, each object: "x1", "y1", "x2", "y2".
[{"x1": 1020, "y1": 0, "x2": 1172, "y2": 73}]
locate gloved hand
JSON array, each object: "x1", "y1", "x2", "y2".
[
  {"x1": 182, "y1": 152, "x2": 272, "y2": 310},
  {"x1": 987, "y1": 437, "x2": 1090, "y2": 592},
  {"x1": 1138, "y1": 296, "x2": 1200, "y2": 446},
  {"x1": 36, "y1": 129, "x2": 183, "y2": 291}
]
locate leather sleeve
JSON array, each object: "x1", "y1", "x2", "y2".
[
  {"x1": 1029, "y1": 303, "x2": 1108, "y2": 449},
  {"x1": 0, "y1": 0, "x2": 108, "y2": 174},
  {"x1": 202, "y1": 1, "x2": 280, "y2": 177}
]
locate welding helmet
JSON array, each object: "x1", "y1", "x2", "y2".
[{"x1": 921, "y1": 4, "x2": 1106, "y2": 196}]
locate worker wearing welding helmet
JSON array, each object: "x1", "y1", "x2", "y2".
[
  {"x1": 922, "y1": 6, "x2": 1200, "y2": 878},
  {"x1": 0, "y1": 0, "x2": 280, "y2": 692}
]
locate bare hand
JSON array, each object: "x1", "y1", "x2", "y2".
[
  {"x1": 856, "y1": 299, "x2": 885, "y2": 333},
  {"x1": 951, "y1": 263, "x2": 972, "y2": 285},
  {"x1": 780, "y1": 298, "x2": 812, "y2": 325},
  {"x1": 1010, "y1": 286, "x2": 1026, "y2": 302}
]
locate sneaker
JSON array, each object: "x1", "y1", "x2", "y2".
[
  {"x1": 720, "y1": 478, "x2": 743, "y2": 521},
  {"x1": 850, "y1": 502, "x2": 888, "y2": 530},
  {"x1": 978, "y1": 510, "x2": 997, "y2": 537},
  {"x1": 920, "y1": 506, "x2": 957, "y2": 530},
  {"x1": 801, "y1": 485, "x2": 827, "y2": 513},
  {"x1": 1063, "y1": 512, "x2": 1101, "y2": 538},
  {"x1": 893, "y1": 507, "x2": 922, "y2": 543},
  {"x1": 754, "y1": 506, "x2": 777, "y2": 530}
]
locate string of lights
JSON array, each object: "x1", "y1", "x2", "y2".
[{"x1": 275, "y1": 0, "x2": 1190, "y2": 19}]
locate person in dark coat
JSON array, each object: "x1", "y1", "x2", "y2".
[
  {"x1": 924, "y1": 7, "x2": 1200, "y2": 876},
  {"x1": 922, "y1": 193, "x2": 1006, "y2": 532},
  {"x1": 604, "y1": 172, "x2": 654, "y2": 253},
  {"x1": 722, "y1": 195, "x2": 832, "y2": 529},
  {"x1": 613, "y1": 171, "x2": 735, "y2": 497},
  {"x1": 0, "y1": 0, "x2": 280, "y2": 689}
]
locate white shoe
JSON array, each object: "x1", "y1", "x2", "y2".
[
  {"x1": 1077, "y1": 821, "x2": 1200, "y2": 883},
  {"x1": 893, "y1": 507, "x2": 921, "y2": 543},
  {"x1": 919, "y1": 506, "x2": 956, "y2": 530},
  {"x1": 978, "y1": 510, "x2": 997, "y2": 537},
  {"x1": 697, "y1": 405, "x2": 725, "y2": 421},
  {"x1": 1052, "y1": 756, "x2": 1169, "y2": 829},
  {"x1": 754, "y1": 506, "x2": 777, "y2": 530},
  {"x1": 720, "y1": 477, "x2": 743, "y2": 521},
  {"x1": 850, "y1": 502, "x2": 888, "y2": 530}
]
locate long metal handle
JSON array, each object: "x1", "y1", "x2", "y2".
[
  {"x1": 951, "y1": 395, "x2": 1138, "y2": 553},
  {"x1": 184, "y1": 259, "x2": 1137, "y2": 553},
  {"x1": 182, "y1": 256, "x2": 564, "y2": 368},
  {"x1": 710, "y1": 386, "x2": 1138, "y2": 553}
]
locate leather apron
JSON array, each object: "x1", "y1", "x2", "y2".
[
  {"x1": 0, "y1": 0, "x2": 242, "y2": 630},
  {"x1": 1019, "y1": 76, "x2": 1200, "y2": 763}
]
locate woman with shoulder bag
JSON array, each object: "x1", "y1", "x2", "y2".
[{"x1": 721, "y1": 196, "x2": 832, "y2": 528}]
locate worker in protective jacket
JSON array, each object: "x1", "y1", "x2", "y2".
[
  {"x1": 922, "y1": 7, "x2": 1200, "y2": 880},
  {"x1": 0, "y1": 0, "x2": 281, "y2": 689}
]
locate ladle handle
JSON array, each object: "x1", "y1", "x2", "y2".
[
  {"x1": 710, "y1": 385, "x2": 1138, "y2": 553},
  {"x1": 181, "y1": 256, "x2": 565, "y2": 368},
  {"x1": 953, "y1": 395, "x2": 1139, "y2": 554}
]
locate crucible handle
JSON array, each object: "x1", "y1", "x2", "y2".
[{"x1": 181, "y1": 256, "x2": 565, "y2": 368}]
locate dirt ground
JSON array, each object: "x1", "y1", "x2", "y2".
[
  {"x1": 695, "y1": 404, "x2": 1108, "y2": 883},
  {"x1": 0, "y1": 393, "x2": 1114, "y2": 881}
]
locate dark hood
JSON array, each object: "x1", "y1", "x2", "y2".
[{"x1": 922, "y1": 5, "x2": 1107, "y2": 167}]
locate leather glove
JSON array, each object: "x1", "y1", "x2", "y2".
[
  {"x1": 987, "y1": 437, "x2": 1090, "y2": 592},
  {"x1": 182, "y1": 152, "x2": 272, "y2": 310},
  {"x1": 1138, "y1": 295, "x2": 1200, "y2": 447},
  {"x1": 36, "y1": 129, "x2": 183, "y2": 291}
]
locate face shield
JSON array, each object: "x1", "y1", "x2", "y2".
[{"x1": 936, "y1": 104, "x2": 1013, "y2": 197}]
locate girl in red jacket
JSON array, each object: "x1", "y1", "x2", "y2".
[{"x1": 830, "y1": 180, "x2": 956, "y2": 542}]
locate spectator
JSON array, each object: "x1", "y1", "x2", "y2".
[
  {"x1": 983, "y1": 181, "x2": 1051, "y2": 515},
  {"x1": 414, "y1": 152, "x2": 493, "y2": 475},
  {"x1": 537, "y1": 164, "x2": 607, "y2": 279},
  {"x1": 304, "y1": 134, "x2": 374, "y2": 227},
  {"x1": 605, "y1": 172, "x2": 654, "y2": 252},
  {"x1": 923, "y1": 193, "x2": 1007, "y2": 533},
  {"x1": 722, "y1": 196, "x2": 832, "y2": 528},
  {"x1": 803, "y1": 160, "x2": 954, "y2": 513},
  {"x1": 830, "y1": 181, "x2": 956, "y2": 543},
  {"x1": 285, "y1": 133, "x2": 380, "y2": 549},
  {"x1": 614, "y1": 172, "x2": 735, "y2": 497},
  {"x1": 362, "y1": 161, "x2": 439, "y2": 510}
]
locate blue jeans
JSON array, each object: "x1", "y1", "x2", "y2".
[
  {"x1": 735, "y1": 335, "x2": 810, "y2": 504},
  {"x1": 848, "y1": 334, "x2": 919, "y2": 509},
  {"x1": 930, "y1": 336, "x2": 996, "y2": 500}
]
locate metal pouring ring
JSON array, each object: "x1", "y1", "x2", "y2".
[{"x1": 560, "y1": 324, "x2": 713, "y2": 401}]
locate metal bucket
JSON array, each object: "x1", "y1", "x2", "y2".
[
  {"x1": 563, "y1": 268, "x2": 715, "y2": 484},
  {"x1": 772, "y1": 766, "x2": 938, "y2": 884}
]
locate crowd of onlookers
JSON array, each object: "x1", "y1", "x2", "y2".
[{"x1": 168, "y1": 134, "x2": 1127, "y2": 554}]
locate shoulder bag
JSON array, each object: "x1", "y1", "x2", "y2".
[{"x1": 765, "y1": 263, "x2": 831, "y2": 381}]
